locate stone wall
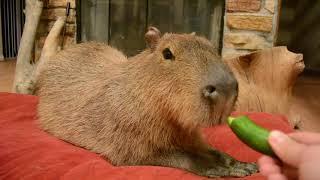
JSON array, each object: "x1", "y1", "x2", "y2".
[
  {"x1": 35, "y1": 0, "x2": 76, "y2": 61},
  {"x1": 222, "y1": 0, "x2": 280, "y2": 59}
]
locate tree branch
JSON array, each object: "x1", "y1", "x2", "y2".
[
  {"x1": 12, "y1": 0, "x2": 43, "y2": 94},
  {"x1": 32, "y1": 16, "x2": 67, "y2": 91}
]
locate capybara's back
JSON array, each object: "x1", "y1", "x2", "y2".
[
  {"x1": 35, "y1": 28, "x2": 257, "y2": 178},
  {"x1": 36, "y1": 42, "x2": 128, "y2": 154}
]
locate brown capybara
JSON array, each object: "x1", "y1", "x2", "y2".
[{"x1": 35, "y1": 27, "x2": 257, "y2": 177}]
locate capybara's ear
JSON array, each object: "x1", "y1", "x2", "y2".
[
  {"x1": 189, "y1": 32, "x2": 196, "y2": 36},
  {"x1": 145, "y1": 26, "x2": 161, "y2": 51}
]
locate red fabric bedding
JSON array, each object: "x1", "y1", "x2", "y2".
[{"x1": 0, "y1": 93, "x2": 293, "y2": 180}]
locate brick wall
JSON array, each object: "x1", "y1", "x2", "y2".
[
  {"x1": 35, "y1": 0, "x2": 76, "y2": 61},
  {"x1": 222, "y1": 0, "x2": 280, "y2": 59}
]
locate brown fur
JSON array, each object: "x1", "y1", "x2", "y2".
[{"x1": 35, "y1": 28, "x2": 257, "y2": 177}]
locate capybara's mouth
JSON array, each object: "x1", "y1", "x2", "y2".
[
  {"x1": 208, "y1": 107, "x2": 227, "y2": 125},
  {"x1": 218, "y1": 115, "x2": 223, "y2": 124},
  {"x1": 218, "y1": 111, "x2": 228, "y2": 124},
  {"x1": 219, "y1": 103, "x2": 235, "y2": 124}
]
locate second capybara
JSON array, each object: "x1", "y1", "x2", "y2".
[{"x1": 35, "y1": 27, "x2": 257, "y2": 177}]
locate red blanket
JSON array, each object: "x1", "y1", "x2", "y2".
[{"x1": 0, "y1": 93, "x2": 293, "y2": 180}]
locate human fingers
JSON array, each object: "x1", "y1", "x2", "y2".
[
  {"x1": 289, "y1": 132, "x2": 320, "y2": 145},
  {"x1": 268, "y1": 173, "x2": 288, "y2": 180},
  {"x1": 282, "y1": 165, "x2": 298, "y2": 180},
  {"x1": 258, "y1": 156, "x2": 281, "y2": 176},
  {"x1": 258, "y1": 162, "x2": 281, "y2": 176},
  {"x1": 258, "y1": 155, "x2": 297, "y2": 178},
  {"x1": 258, "y1": 155, "x2": 279, "y2": 165},
  {"x1": 299, "y1": 145, "x2": 320, "y2": 180},
  {"x1": 268, "y1": 130, "x2": 306, "y2": 167}
]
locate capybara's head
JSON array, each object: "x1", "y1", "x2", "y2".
[{"x1": 133, "y1": 27, "x2": 238, "y2": 128}]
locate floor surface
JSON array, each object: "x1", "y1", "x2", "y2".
[{"x1": 0, "y1": 59, "x2": 16, "y2": 92}]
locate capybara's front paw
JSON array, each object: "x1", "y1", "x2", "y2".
[
  {"x1": 199, "y1": 162, "x2": 258, "y2": 178},
  {"x1": 229, "y1": 162, "x2": 258, "y2": 177}
]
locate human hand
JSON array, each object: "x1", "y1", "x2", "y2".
[{"x1": 258, "y1": 131, "x2": 320, "y2": 180}]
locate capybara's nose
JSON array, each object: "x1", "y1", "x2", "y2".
[
  {"x1": 202, "y1": 75, "x2": 238, "y2": 101},
  {"x1": 202, "y1": 85, "x2": 218, "y2": 100},
  {"x1": 204, "y1": 62, "x2": 238, "y2": 101}
]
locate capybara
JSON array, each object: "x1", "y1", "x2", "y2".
[{"x1": 35, "y1": 27, "x2": 257, "y2": 177}]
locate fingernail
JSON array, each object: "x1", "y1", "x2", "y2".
[{"x1": 269, "y1": 130, "x2": 287, "y2": 144}]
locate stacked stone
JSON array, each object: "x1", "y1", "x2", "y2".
[
  {"x1": 222, "y1": 0, "x2": 279, "y2": 59},
  {"x1": 35, "y1": 0, "x2": 76, "y2": 61}
]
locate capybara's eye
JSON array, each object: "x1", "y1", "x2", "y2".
[{"x1": 162, "y1": 48, "x2": 174, "y2": 60}]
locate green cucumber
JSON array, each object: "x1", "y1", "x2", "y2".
[{"x1": 227, "y1": 116, "x2": 276, "y2": 157}]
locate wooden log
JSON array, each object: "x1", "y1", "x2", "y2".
[
  {"x1": 224, "y1": 46, "x2": 305, "y2": 127},
  {"x1": 12, "y1": 0, "x2": 43, "y2": 94},
  {"x1": 32, "y1": 16, "x2": 66, "y2": 91}
]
